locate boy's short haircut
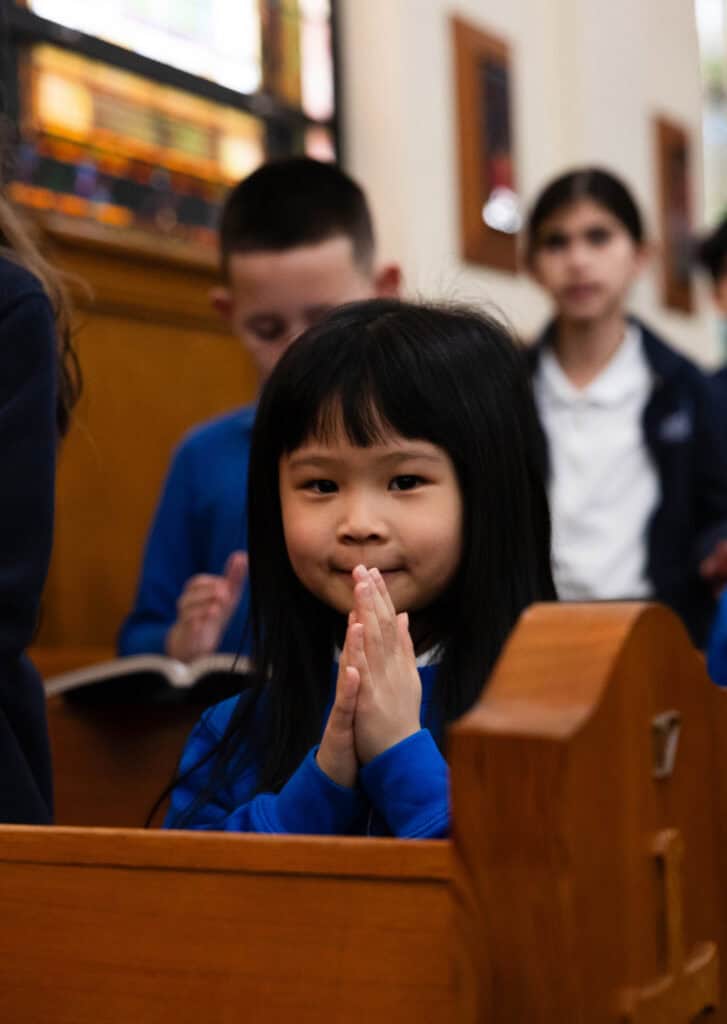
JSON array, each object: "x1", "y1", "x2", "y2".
[
  {"x1": 219, "y1": 157, "x2": 375, "y2": 275},
  {"x1": 697, "y1": 217, "x2": 727, "y2": 283}
]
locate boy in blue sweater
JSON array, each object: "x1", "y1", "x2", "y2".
[{"x1": 119, "y1": 159, "x2": 400, "y2": 662}]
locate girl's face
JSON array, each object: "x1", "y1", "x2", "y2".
[
  {"x1": 529, "y1": 199, "x2": 646, "y2": 324},
  {"x1": 279, "y1": 424, "x2": 463, "y2": 619}
]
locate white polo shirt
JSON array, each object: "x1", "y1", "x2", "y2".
[{"x1": 533, "y1": 324, "x2": 660, "y2": 600}]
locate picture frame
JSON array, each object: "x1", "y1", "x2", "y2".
[
  {"x1": 451, "y1": 17, "x2": 519, "y2": 273},
  {"x1": 654, "y1": 115, "x2": 695, "y2": 313}
]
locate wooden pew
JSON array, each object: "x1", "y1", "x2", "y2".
[
  {"x1": 0, "y1": 603, "x2": 725, "y2": 1022},
  {"x1": 44, "y1": 693, "x2": 201, "y2": 827},
  {"x1": 0, "y1": 829, "x2": 452, "y2": 1024},
  {"x1": 31, "y1": 645, "x2": 226, "y2": 827}
]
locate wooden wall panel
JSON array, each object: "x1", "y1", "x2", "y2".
[{"x1": 36, "y1": 218, "x2": 258, "y2": 647}]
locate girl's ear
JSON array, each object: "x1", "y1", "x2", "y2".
[{"x1": 374, "y1": 263, "x2": 403, "y2": 298}]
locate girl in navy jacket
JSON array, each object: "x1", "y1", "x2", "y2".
[
  {"x1": 165, "y1": 299, "x2": 556, "y2": 835},
  {"x1": 525, "y1": 168, "x2": 727, "y2": 648}
]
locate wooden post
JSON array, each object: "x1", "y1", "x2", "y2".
[{"x1": 449, "y1": 602, "x2": 727, "y2": 1022}]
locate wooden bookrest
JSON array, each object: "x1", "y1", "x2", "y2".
[{"x1": 2, "y1": 603, "x2": 725, "y2": 1022}]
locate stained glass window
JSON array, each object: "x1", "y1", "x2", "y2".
[
  {"x1": 27, "y1": 0, "x2": 263, "y2": 95},
  {"x1": 10, "y1": 1, "x2": 338, "y2": 246}
]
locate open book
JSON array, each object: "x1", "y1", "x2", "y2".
[{"x1": 44, "y1": 653, "x2": 254, "y2": 703}]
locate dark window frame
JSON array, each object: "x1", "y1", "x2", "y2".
[{"x1": 0, "y1": 1, "x2": 343, "y2": 157}]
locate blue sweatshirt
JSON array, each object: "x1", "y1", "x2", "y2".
[
  {"x1": 165, "y1": 663, "x2": 449, "y2": 838},
  {"x1": 707, "y1": 596, "x2": 727, "y2": 685},
  {"x1": 119, "y1": 406, "x2": 255, "y2": 656}
]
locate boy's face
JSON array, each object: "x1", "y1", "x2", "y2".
[{"x1": 213, "y1": 236, "x2": 398, "y2": 386}]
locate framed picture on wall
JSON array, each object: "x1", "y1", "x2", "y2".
[
  {"x1": 451, "y1": 17, "x2": 520, "y2": 273},
  {"x1": 654, "y1": 115, "x2": 695, "y2": 313}
]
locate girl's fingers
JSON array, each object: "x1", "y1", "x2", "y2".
[
  {"x1": 397, "y1": 611, "x2": 415, "y2": 656},
  {"x1": 352, "y1": 566, "x2": 403, "y2": 678},
  {"x1": 368, "y1": 567, "x2": 398, "y2": 648},
  {"x1": 334, "y1": 620, "x2": 361, "y2": 716},
  {"x1": 346, "y1": 620, "x2": 371, "y2": 691},
  {"x1": 353, "y1": 567, "x2": 383, "y2": 648},
  {"x1": 339, "y1": 608, "x2": 361, "y2": 677},
  {"x1": 336, "y1": 665, "x2": 360, "y2": 716},
  {"x1": 370, "y1": 567, "x2": 397, "y2": 618},
  {"x1": 337, "y1": 610, "x2": 359, "y2": 683}
]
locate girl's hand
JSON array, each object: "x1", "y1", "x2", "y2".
[
  {"x1": 316, "y1": 615, "x2": 362, "y2": 788},
  {"x1": 349, "y1": 566, "x2": 422, "y2": 764}
]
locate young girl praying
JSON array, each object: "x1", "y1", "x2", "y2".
[{"x1": 165, "y1": 299, "x2": 555, "y2": 836}]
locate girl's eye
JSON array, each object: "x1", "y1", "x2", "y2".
[
  {"x1": 304, "y1": 479, "x2": 337, "y2": 494},
  {"x1": 390, "y1": 475, "x2": 424, "y2": 492},
  {"x1": 585, "y1": 227, "x2": 611, "y2": 246},
  {"x1": 540, "y1": 231, "x2": 568, "y2": 251}
]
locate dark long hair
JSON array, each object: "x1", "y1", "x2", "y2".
[
  {"x1": 525, "y1": 167, "x2": 645, "y2": 259},
  {"x1": 171, "y1": 299, "x2": 555, "y2": 822}
]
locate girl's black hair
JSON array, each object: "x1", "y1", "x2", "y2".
[
  {"x1": 171, "y1": 299, "x2": 555, "y2": 824},
  {"x1": 525, "y1": 167, "x2": 645, "y2": 257}
]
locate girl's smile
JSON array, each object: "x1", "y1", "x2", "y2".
[{"x1": 279, "y1": 427, "x2": 463, "y2": 618}]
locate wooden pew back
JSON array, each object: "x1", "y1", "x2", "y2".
[
  {"x1": 1, "y1": 604, "x2": 725, "y2": 1022},
  {"x1": 32, "y1": 646, "x2": 202, "y2": 828},
  {"x1": 450, "y1": 602, "x2": 727, "y2": 1020},
  {"x1": 45, "y1": 693, "x2": 200, "y2": 827},
  {"x1": 0, "y1": 829, "x2": 451, "y2": 1024}
]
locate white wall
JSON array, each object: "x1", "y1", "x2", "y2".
[{"x1": 339, "y1": 0, "x2": 719, "y2": 364}]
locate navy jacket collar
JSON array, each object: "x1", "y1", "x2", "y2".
[{"x1": 528, "y1": 316, "x2": 683, "y2": 385}]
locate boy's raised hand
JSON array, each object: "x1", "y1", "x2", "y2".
[
  {"x1": 316, "y1": 613, "x2": 362, "y2": 789},
  {"x1": 349, "y1": 565, "x2": 422, "y2": 764},
  {"x1": 165, "y1": 551, "x2": 247, "y2": 663}
]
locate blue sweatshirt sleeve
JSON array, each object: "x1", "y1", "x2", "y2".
[
  {"x1": 359, "y1": 729, "x2": 449, "y2": 838},
  {"x1": 118, "y1": 442, "x2": 198, "y2": 655},
  {"x1": 708, "y1": 590, "x2": 727, "y2": 686},
  {"x1": 165, "y1": 706, "x2": 365, "y2": 834}
]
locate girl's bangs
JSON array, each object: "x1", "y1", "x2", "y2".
[
  {"x1": 305, "y1": 382, "x2": 395, "y2": 449},
  {"x1": 278, "y1": 337, "x2": 440, "y2": 454}
]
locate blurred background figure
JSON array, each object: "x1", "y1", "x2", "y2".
[
  {"x1": 525, "y1": 168, "x2": 727, "y2": 648},
  {"x1": 696, "y1": 215, "x2": 727, "y2": 374},
  {"x1": 0, "y1": 186, "x2": 80, "y2": 822}
]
